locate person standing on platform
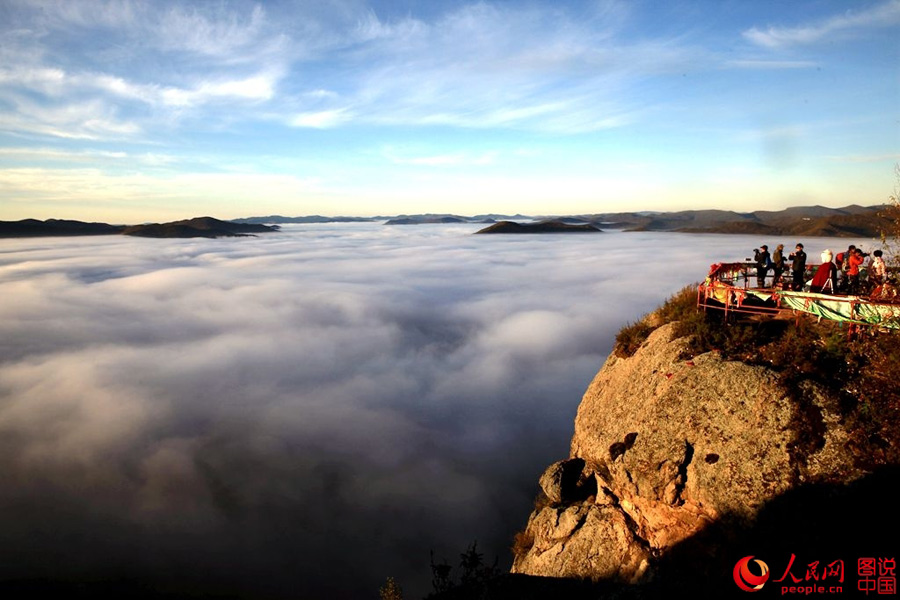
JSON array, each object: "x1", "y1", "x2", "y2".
[
  {"x1": 810, "y1": 249, "x2": 837, "y2": 294},
  {"x1": 869, "y1": 249, "x2": 886, "y2": 287},
  {"x1": 754, "y1": 245, "x2": 770, "y2": 288},
  {"x1": 847, "y1": 248, "x2": 865, "y2": 295},
  {"x1": 835, "y1": 244, "x2": 856, "y2": 292},
  {"x1": 789, "y1": 243, "x2": 807, "y2": 291},
  {"x1": 772, "y1": 244, "x2": 786, "y2": 288}
]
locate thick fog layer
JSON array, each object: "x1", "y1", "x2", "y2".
[{"x1": 0, "y1": 225, "x2": 874, "y2": 598}]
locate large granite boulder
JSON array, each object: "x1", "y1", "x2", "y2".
[{"x1": 512, "y1": 322, "x2": 864, "y2": 583}]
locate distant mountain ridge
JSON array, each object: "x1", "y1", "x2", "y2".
[
  {"x1": 476, "y1": 220, "x2": 602, "y2": 234},
  {"x1": 0, "y1": 217, "x2": 277, "y2": 239},
  {"x1": 3, "y1": 205, "x2": 888, "y2": 238},
  {"x1": 232, "y1": 215, "x2": 375, "y2": 224},
  {"x1": 238, "y1": 213, "x2": 526, "y2": 225},
  {"x1": 236, "y1": 204, "x2": 888, "y2": 237},
  {"x1": 594, "y1": 204, "x2": 890, "y2": 236},
  {"x1": 122, "y1": 217, "x2": 277, "y2": 238},
  {"x1": 0, "y1": 218, "x2": 126, "y2": 237},
  {"x1": 385, "y1": 215, "x2": 472, "y2": 225}
]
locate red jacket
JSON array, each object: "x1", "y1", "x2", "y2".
[
  {"x1": 811, "y1": 262, "x2": 836, "y2": 289},
  {"x1": 847, "y1": 253, "x2": 864, "y2": 276}
]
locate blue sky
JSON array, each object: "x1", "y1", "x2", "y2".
[{"x1": 0, "y1": 0, "x2": 897, "y2": 222}]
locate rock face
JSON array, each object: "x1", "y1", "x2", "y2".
[{"x1": 511, "y1": 322, "x2": 864, "y2": 583}]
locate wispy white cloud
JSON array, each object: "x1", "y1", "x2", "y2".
[
  {"x1": 826, "y1": 153, "x2": 900, "y2": 164},
  {"x1": 156, "y1": 4, "x2": 268, "y2": 58},
  {"x1": 0, "y1": 147, "x2": 127, "y2": 160},
  {"x1": 0, "y1": 97, "x2": 141, "y2": 140},
  {"x1": 726, "y1": 59, "x2": 818, "y2": 70},
  {"x1": 743, "y1": 0, "x2": 900, "y2": 48},
  {"x1": 5, "y1": 0, "x2": 839, "y2": 141},
  {"x1": 275, "y1": 2, "x2": 673, "y2": 132},
  {"x1": 15, "y1": 0, "x2": 280, "y2": 60},
  {"x1": 0, "y1": 64, "x2": 282, "y2": 139},
  {"x1": 0, "y1": 147, "x2": 179, "y2": 167},
  {"x1": 289, "y1": 108, "x2": 355, "y2": 129},
  {"x1": 160, "y1": 73, "x2": 278, "y2": 106},
  {"x1": 1, "y1": 66, "x2": 278, "y2": 106},
  {"x1": 0, "y1": 1, "x2": 291, "y2": 140},
  {"x1": 16, "y1": 0, "x2": 142, "y2": 30},
  {"x1": 383, "y1": 148, "x2": 498, "y2": 167}
]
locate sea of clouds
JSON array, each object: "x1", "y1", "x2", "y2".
[{"x1": 0, "y1": 224, "x2": 875, "y2": 598}]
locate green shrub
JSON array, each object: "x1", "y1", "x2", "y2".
[
  {"x1": 657, "y1": 285, "x2": 701, "y2": 323},
  {"x1": 613, "y1": 319, "x2": 655, "y2": 358},
  {"x1": 614, "y1": 284, "x2": 700, "y2": 358}
]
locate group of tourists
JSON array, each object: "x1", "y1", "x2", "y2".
[
  {"x1": 753, "y1": 242, "x2": 888, "y2": 295},
  {"x1": 752, "y1": 243, "x2": 808, "y2": 291}
]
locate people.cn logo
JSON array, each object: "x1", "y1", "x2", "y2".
[{"x1": 733, "y1": 556, "x2": 770, "y2": 592}]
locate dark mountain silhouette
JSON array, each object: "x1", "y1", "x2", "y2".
[
  {"x1": 750, "y1": 204, "x2": 850, "y2": 220},
  {"x1": 472, "y1": 213, "x2": 531, "y2": 221},
  {"x1": 1, "y1": 217, "x2": 277, "y2": 239},
  {"x1": 676, "y1": 209, "x2": 891, "y2": 237},
  {"x1": 384, "y1": 216, "x2": 469, "y2": 225},
  {"x1": 628, "y1": 204, "x2": 889, "y2": 236},
  {"x1": 476, "y1": 220, "x2": 601, "y2": 234},
  {"x1": 122, "y1": 217, "x2": 277, "y2": 238},
  {"x1": 773, "y1": 212, "x2": 890, "y2": 237},
  {"x1": 0, "y1": 219, "x2": 125, "y2": 237},
  {"x1": 232, "y1": 215, "x2": 375, "y2": 224}
]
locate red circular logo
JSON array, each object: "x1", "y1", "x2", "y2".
[{"x1": 733, "y1": 555, "x2": 770, "y2": 592}]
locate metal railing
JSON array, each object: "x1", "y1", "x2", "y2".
[{"x1": 697, "y1": 262, "x2": 900, "y2": 329}]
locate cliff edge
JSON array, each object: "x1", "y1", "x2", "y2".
[{"x1": 511, "y1": 320, "x2": 887, "y2": 586}]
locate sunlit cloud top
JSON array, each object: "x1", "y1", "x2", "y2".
[{"x1": 0, "y1": 0, "x2": 897, "y2": 221}]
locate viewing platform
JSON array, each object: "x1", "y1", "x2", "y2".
[{"x1": 698, "y1": 262, "x2": 900, "y2": 330}]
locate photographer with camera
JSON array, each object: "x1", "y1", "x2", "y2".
[
  {"x1": 847, "y1": 247, "x2": 866, "y2": 295},
  {"x1": 835, "y1": 245, "x2": 856, "y2": 292},
  {"x1": 788, "y1": 243, "x2": 807, "y2": 291},
  {"x1": 810, "y1": 249, "x2": 836, "y2": 293},
  {"x1": 753, "y1": 245, "x2": 770, "y2": 288}
]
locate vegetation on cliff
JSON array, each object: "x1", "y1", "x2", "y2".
[
  {"x1": 615, "y1": 285, "x2": 900, "y2": 470},
  {"x1": 880, "y1": 168, "x2": 900, "y2": 266}
]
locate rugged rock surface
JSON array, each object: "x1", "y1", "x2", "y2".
[{"x1": 511, "y1": 322, "x2": 867, "y2": 584}]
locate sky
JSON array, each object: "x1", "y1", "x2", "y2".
[
  {"x1": 0, "y1": 225, "x2": 876, "y2": 598},
  {"x1": 0, "y1": 0, "x2": 898, "y2": 222}
]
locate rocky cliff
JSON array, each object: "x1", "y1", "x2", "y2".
[{"x1": 510, "y1": 321, "x2": 891, "y2": 589}]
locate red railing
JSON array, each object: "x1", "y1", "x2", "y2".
[{"x1": 697, "y1": 262, "x2": 900, "y2": 329}]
